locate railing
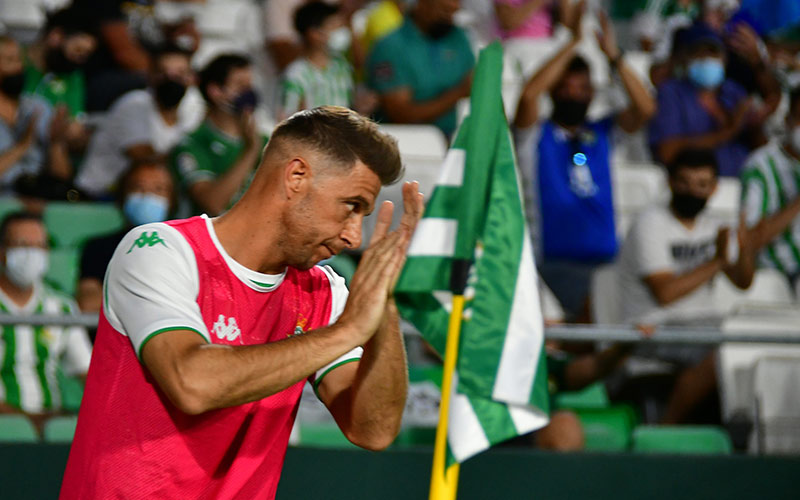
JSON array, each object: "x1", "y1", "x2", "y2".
[{"x1": 5, "y1": 314, "x2": 800, "y2": 345}]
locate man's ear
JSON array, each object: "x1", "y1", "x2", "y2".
[{"x1": 284, "y1": 157, "x2": 312, "y2": 199}]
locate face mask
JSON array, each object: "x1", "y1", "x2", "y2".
[
  {"x1": 154, "y1": 78, "x2": 187, "y2": 108},
  {"x1": 0, "y1": 72, "x2": 25, "y2": 99},
  {"x1": 4, "y1": 247, "x2": 48, "y2": 289},
  {"x1": 327, "y1": 27, "x2": 351, "y2": 54},
  {"x1": 231, "y1": 89, "x2": 259, "y2": 114},
  {"x1": 551, "y1": 98, "x2": 590, "y2": 128},
  {"x1": 687, "y1": 58, "x2": 725, "y2": 89},
  {"x1": 428, "y1": 22, "x2": 455, "y2": 40},
  {"x1": 671, "y1": 192, "x2": 708, "y2": 219},
  {"x1": 45, "y1": 48, "x2": 78, "y2": 74},
  {"x1": 124, "y1": 193, "x2": 169, "y2": 227}
]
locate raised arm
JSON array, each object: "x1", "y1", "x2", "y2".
[{"x1": 495, "y1": 0, "x2": 549, "y2": 33}]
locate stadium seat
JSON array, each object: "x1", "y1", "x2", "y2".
[
  {"x1": 555, "y1": 382, "x2": 610, "y2": 411},
  {"x1": 574, "y1": 405, "x2": 637, "y2": 452},
  {"x1": 712, "y1": 268, "x2": 794, "y2": 314},
  {"x1": 752, "y1": 356, "x2": 800, "y2": 454},
  {"x1": 0, "y1": 197, "x2": 23, "y2": 222},
  {"x1": 44, "y1": 202, "x2": 125, "y2": 248},
  {"x1": 0, "y1": 414, "x2": 39, "y2": 443},
  {"x1": 43, "y1": 416, "x2": 78, "y2": 443},
  {"x1": 590, "y1": 264, "x2": 621, "y2": 324},
  {"x1": 0, "y1": 0, "x2": 46, "y2": 44},
  {"x1": 58, "y1": 371, "x2": 84, "y2": 413},
  {"x1": 632, "y1": 425, "x2": 733, "y2": 455},
  {"x1": 612, "y1": 162, "x2": 668, "y2": 236},
  {"x1": 706, "y1": 176, "x2": 741, "y2": 226},
  {"x1": 45, "y1": 247, "x2": 79, "y2": 296}
]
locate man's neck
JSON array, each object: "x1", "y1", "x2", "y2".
[
  {"x1": 670, "y1": 207, "x2": 698, "y2": 230},
  {"x1": 0, "y1": 275, "x2": 34, "y2": 308},
  {"x1": 411, "y1": 10, "x2": 432, "y2": 35},
  {"x1": 207, "y1": 108, "x2": 241, "y2": 138},
  {"x1": 156, "y1": 102, "x2": 179, "y2": 126},
  {"x1": 304, "y1": 46, "x2": 330, "y2": 69},
  {"x1": 0, "y1": 94, "x2": 20, "y2": 122},
  {"x1": 784, "y1": 141, "x2": 800, "y2": 163}
]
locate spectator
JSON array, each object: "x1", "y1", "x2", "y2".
[
  {"x1": 171, "y1": 54, "x2": 268, "y2": 217},
  {"x1": 280, "y1": 2, "x2": 355, "y2": 118},
  {"x1": 66, "y1": 0, "x2": 154, "y2": 111},
  {"x1": 23, "y1": 9, "x2": 96, "y2": 119},
  {"x1": 77, "y1": 158, "x2": 175, "y2": 315},
  {"x1": 0, "y1": 212, "x2": 92, "y2": 430},
  {"x1": 618, "y1": 149, "x2": 752, "y2": 325},
  {"x1": 366, "y1": 0, "x2": 474, "y2": 138},
  {"x1": 513, "y1": 8, "x2": 655, "y2": 321},
  {"x1": 494, "y1": 0, "x2": 554, "y2": 41},
  {"x1": 0, "y1": 36, "x2": 72, "y2": 194},
  {"x1": 74, "y1": 46, "x2": 199, "y2": 199},
  {"x1": 738, "y1": 87, "x2": 800, "y2": 290},
  {"x1": 264, "y1": 0, "x2": 308, "y2": 73},
  {"x1": 649, "y1": 22, "x2": 755, "y2": 177}
]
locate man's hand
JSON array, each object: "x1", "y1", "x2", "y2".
[
  {"x1": 336, "y1": 182, "x2": 424, "y2": 342},
  {"x1": 18, "y1": 112, "x2": 39, "y2": 151},
  {"x1": 49, "y1": 105, "x2": 70, "y2": 144},
  {"x1": 595, "y1": 10, "x2": 620, "y2": 61},
  {"x1": 239, "y1": 110, "x2": 260, "y2": 151},
  {"x1": 560, "y1": 0, "x2": 586, "y2": 40},
  {"x1": 727, "y1": 23, "x2": 764, "y2": 68}
]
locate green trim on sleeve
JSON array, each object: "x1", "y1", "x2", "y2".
[
  {"x1": 137, "y1": 327, "x2": 208, "y2": 360},
  {"x1": 312, "y1": 357, "x2": 360, "y2": 397}
]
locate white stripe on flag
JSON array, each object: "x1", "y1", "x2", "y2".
[
  {"x1": 447, "y1": 374, "x2": 490, "y2": 463},
  {"x1": 407, "y1": 218, "x2": 457, "y2": 257},
  {"x1": 437, "y1": 149, "x2": 466, "y2": 187},
  {"x1": 492, "y1": 229, "x2": 544, "y2": 405},
  {"x1": 507, "y1": 403, "x2": 549, "y2": 435}
]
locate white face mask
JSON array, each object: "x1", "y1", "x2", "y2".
[
  {"x1": 5, "y1": 247, "x2": 48, "y2": 289},
  {"x1": 327, "y1": 27, "x2": 351, "y2": 54}
]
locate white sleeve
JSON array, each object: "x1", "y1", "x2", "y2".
[
  {"x1": 104, "y1": 223, "x2": 210, "y2": 358},
  {"x1": 109, "y1": 97, "x2": 152, "y2": 150},
  {"x1": 311, "y1": 265, "x2": 362, "y2": 391},
  {"x1": 61, "y1": 326, "x2": 93, "y2": 376},
  {"x1": 629, "y1": 211, "x2": 674, "y2": 277}
]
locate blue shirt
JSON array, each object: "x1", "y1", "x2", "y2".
[
  {"x1": 649, "y1": 78, "x2": 749, "y2": 177},
  {"x1": 366, "y1": 17, "x2": 474, "y2": 137},
  {"x1": 517, "y1": 118, "x2": 618, "y2": 262}
]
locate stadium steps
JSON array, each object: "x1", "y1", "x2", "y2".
[{"x1": 632, "y1": 425, "x2": 733, "y2": 455}]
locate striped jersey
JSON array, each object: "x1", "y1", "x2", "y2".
[
  {"x1": 740, "y1": 141, "x2": 800, "y2": 276},
  {"x1": 280, "y1": 56, "x2": 353, "y2": 116},
  {"x1": 0, "y1": 283, "x2": 92, "y2": 413}
]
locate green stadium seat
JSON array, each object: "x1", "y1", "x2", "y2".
[
  {"x1": 45, "y1": 247, "x2": 80, "y2": 296},
  {"x1": 632, "y1": 425, "x2": 733, "y2": 455},
  {"x1": 0, "y1": 414, "x2": 39, "y2": 442},
  {"x1": 44, "y1": 202, "x2": 125, "y2": 248},
  {"x1": 555, "y1": 382, "x2": 610, "y2": 410},
  {"x1": 297, "y1": 422, "x2": 358, "y2": 449},
  {"x1": 575, "y1": 406, "x2": 637, "y2": 452},
  {"x1": 0, "y1": 197, "x2": 23, "y2": 222},
  {"x1": 43, "y1": 416, "x2": 78, "y2": 443},
  {"x1": 393, "y1": 427, "x2": 436, "y2": 448}
]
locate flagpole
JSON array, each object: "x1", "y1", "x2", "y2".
[{"x1": 428, "y1": 294, "x2": 463, "y2": 500}]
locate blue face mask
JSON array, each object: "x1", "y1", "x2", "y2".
[
  {"x1": 124, "y1": 193, "x2": 169, "y2": 227},
  {"x1": 688, "y1": 58, "x2": 725, "y2": 89}
]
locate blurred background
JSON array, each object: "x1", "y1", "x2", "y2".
[{"x1": 0, "y1": 0, "x2": 799, "y2": 498}]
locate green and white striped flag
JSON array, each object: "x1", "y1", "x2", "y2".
[{"x1": 395, "y1": 42, "x2": 549, "y2": 465}]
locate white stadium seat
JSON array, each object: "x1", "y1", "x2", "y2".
[{"x1": 752, "y1": 356, "x2": 800, "y2": 454}]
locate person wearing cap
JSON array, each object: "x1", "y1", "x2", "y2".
[{"x1": 649, "y1": 22, "x2": 754, "y2": 177}]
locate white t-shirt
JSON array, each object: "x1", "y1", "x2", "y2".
[
  {"x1": 103, "y1": 216, "x2": 359, "y2": 381},
  {"x1": 76, "y1": 89, "x2": 204, "y2": 198},
  {"x1": 617, "y1": 204, "x2": 722, "y2": 324}
]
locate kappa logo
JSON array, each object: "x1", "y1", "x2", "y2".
[
  {"x1": 212, "y1": 315, "x2": 241, "y2": 342},
  {"x1": 127, "y1": 231, "x2": 167, "y2": 253}
]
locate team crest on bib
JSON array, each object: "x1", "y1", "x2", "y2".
[{"x1": 212, "y1": 314, "x2": 241, "y2": 342}]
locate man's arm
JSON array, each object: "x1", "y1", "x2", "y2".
[
  {"x1": 77, "y1": 278, "x2": 103, "y2": 312},
  {"x1": 314, "y1": 183, "x2": 424, "y2": 449},
  {"x1": 378, "y1": 79, "x2": 471, "y2": 125},
  {"x1": 0, "y1": 114, "x2": 37, "y2": 177},
  {"x1": 100, "y1": 21, "x2": 150, "y2": 72},
  {"x1": 513, "y1": 3, "x2": 584, "y2": 129},
  {"x1": 47, "y1": 106, "x2": 72, "y2": 180},
  {"x1": 642, "y1": 228, "x2": 729, "y2": 306}
]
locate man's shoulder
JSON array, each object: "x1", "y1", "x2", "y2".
[
  {"x1": 632, "y1": 204, "x2": 673, "y2": 230},
  {"x1": 113, "y1": 222, "x2": 194, "y2": 265},
  {"x1": 283, "y1": 58, "x2": 313, "y2": 80},
  {"x1": 110, "y1": 89, "x2": 152, "y2": 113},
  {"x1": 742, "y1": 141, "x2": 782, "y2": 174}
]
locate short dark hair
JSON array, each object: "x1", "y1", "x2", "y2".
[
  {"x1": 294, "y1": 1, "x2": 340, "y2": 37},
  {"x1": 0, "y1": 212, "x2": 44, "y2": 246},
  {"x1": 668, "y1": 149, "x2": 719, "y2": 178},
  {"x1": 198, "y1": 54, "x2": 251, "y2": 103},
  {"x1": 269, "y1": 106, "x2": 403, "y2": 186},
  {"x1": 117, "y1": 157, "x2": 176, "y2": 208},
  {"x1": 45, "y1": 8, "x2": 93, "y2": 36},
  {"x1": 565, "y1": 56, "x2": 590, "y2": 76}
]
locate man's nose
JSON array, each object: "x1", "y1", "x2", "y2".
[{"x1": 340, "y1": 216, "x2": 363, "y2": 250}]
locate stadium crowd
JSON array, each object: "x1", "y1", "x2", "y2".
[{"x1": 1, "y1": 0, "x2": 800, "y2": 455}]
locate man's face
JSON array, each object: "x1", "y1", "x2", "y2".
[
  {"x1": 1, "y1": 219, "x2": 48, "y2": 263},
  {"x1": 125, "y1": 164, "x2": 174, "y2": 201},
  {"x1": 310, "y1": 14, "x2": 346, "y2": 49},
  {"x1": 669, "y1": 165, "x2": 717, "y2": 200},
  {"x1": 62, "y1": 33, "x2": 97, "y2": 66},
  {"x1": 281, "y1": 160, "x2": 382, "y2": 270},
  {"x1": 0, "y1": 40, "x2": 23, "y2": 78},
  {"x1": 553, "y1": 71, "x2": 594, "y2": 104},
  {"x1": 417, "y1": 0, "x2": 460, "y2": 27},
  {"x1": 155, "y1": 53, "x2": 194, "y2": 87},
  {"x1": 213, "y1": 66, "x2": 254, "y2": 110}
]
